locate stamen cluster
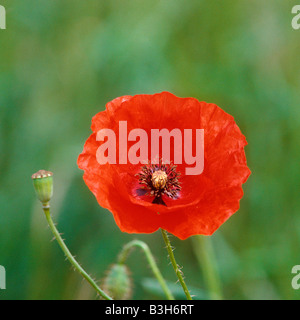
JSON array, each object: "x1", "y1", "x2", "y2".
[{"x1": 137, "y1": 160, "x2": 181, "y2": 206}]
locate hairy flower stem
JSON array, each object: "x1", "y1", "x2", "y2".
[
  {"x1": 161, "y1": 229, "x2": 192, "y2": 300},
  {"x1": 192, "y1": 235, "x2": 223, "y2": 300},
  {"x1": 43, "y1": 204, "x2": 112, "y2": 300},
  {"x1": 118, "y1": 240, "x2": 174, "y2": 300}
]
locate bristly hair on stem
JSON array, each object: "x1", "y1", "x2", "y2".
[
  {"x1": 43, "y1": 205, "x2": 113, "y2": 300},
  {"x1": 161, "y1": 229, "x2": 192, "y2": 300}
]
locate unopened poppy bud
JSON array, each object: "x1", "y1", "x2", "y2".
[
  {"x1": 31, "y1": 170, "x2": 53, "y2": 205},
  {"x1": 103, "y1": 264, "x2": 132, "y2": 300}
]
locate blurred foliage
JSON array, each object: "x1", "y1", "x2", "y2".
[{"x1": 0, "y1": 0, "x2": 300, "y2": 300}]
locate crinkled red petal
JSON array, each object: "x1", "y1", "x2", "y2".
[{"x1": 77, "y1": 92, "x2": 251, "y2": 239}]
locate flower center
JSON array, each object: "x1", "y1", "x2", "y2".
[
  {"x1": 137, "y1": 160, "x2": 181, "y2": 206},
  {"x1": 151, "y1": 170, "x2": 168, "y2": 190}
]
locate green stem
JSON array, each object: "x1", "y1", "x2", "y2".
[
  {"x1": 161, "y1": 229, "x2": 192, "y2": 300},
  {"x1": 191, "y1": 235, "x2": 223, "y2": 300},
  {"x1": 43, "y1": 204, "x2": 112, "y2": 300},
  {"x1": 118, "y1": 240, "x2": 174, "y2": 300}
]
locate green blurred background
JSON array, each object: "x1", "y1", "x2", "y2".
[{"x1": 1, "y1": 0, "x2": 300, "y2": 300}]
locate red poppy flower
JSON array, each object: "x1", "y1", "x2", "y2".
[{"x1": 77, "y1": 92, "x2": 251, "y2": 240}]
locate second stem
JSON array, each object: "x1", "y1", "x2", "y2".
[{"x1": 161, "y1": 229, "x2": 192, "y2": 300}]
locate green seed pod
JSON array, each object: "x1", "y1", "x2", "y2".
[
  {"x1": 31, "y1": 170, "x2": 53, "y2": 205},
  {"x1": 103, "y1": 264, "x2": 132, "y2": 300}
]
